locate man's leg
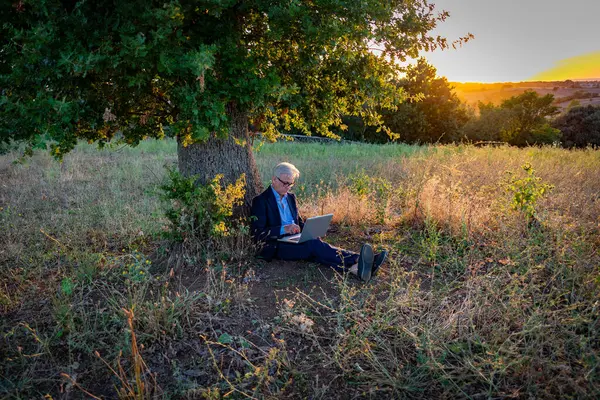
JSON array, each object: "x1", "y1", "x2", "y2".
[
  {"x1": 276, "y1": 238, "x2": 359, "y2": 272},
  {"x1": 307, "y1": 239, "x2": 359, "y2": 272}
]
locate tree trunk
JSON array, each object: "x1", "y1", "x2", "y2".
[{"x1": 177, "y1": 103, "x2": 263, "y2": 215}]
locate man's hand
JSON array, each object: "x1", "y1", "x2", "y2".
[{"x1": 284, "y1": 224, "x2": 301, "y2": 234}]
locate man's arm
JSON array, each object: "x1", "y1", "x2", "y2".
[
  {"x1": 297, "y1": 210, "x2": 304, "y2": 231},
  {"x1": 251, "y1": 195, "x2": 284, "y2": 241},
  {"x1": 290, "y1": 193, "x2": 305, "y2": 230}
]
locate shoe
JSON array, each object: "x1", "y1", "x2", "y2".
[
  {"x1": 357, "y1": 243, "x2": 374, "y2": 282},
  {"x1": 372, "y1": 250, "x2": 388, "y2": 277}
]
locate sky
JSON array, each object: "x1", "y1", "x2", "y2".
[{"x1": 423, "y1": 0, "x2": 600, "y2": 82}]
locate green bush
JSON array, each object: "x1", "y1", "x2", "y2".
[
  {"x1": 159, "y1": 168, "x2": 246, "y2": 242},
  {"x1": 505, "y1": 163, "x2": 554, "y2": 223}
]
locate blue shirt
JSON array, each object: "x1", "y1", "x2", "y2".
[{"x1": 271, "y1": 186, "x2": 294, "y2": 235}]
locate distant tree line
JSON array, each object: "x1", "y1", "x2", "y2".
[
  {"x1": 554, "y1": 90, "x2": 600, "y2": 104},
  {"x1": 327, "y1": 60, "x2": 600, "y2": 148}
]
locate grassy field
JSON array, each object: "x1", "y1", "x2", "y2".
[{"x1": 1, "y1": 139, "x2": 599, "y2": 399}]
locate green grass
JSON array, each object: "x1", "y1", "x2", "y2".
[
  {"x1": 254, "y1": 140, "x2": 428, "y2": 194},
  {"x1": 1, "y1": 139, "x2": 599, "y2": 398}
]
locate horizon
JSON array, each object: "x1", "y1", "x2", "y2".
[{"x1": 447, "y1": 78, "x2": 600, "y2": 84}]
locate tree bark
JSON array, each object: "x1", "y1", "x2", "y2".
[{"x1": 177, "y1": 103, "x2": 263, "y2": 215}]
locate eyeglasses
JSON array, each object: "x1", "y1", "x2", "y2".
[{"x1": 276, "y1": 176, "x2": 295, "y2": 187}]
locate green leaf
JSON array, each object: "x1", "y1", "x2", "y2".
[
  {"x1": 218, "y1": 333, "x2": 233, "y2": 344},
  {"x1": 61, "y1": 278, "x2": 74, "y2": 297}
]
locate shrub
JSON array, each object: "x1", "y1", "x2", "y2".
[
  {"x1": 159, "y1": 168, "x2": 246, "y2": 243},
  {"x1": 504, "y1": 163, "x2": 554, "y2": 223}
]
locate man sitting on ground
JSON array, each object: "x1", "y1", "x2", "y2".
[{"x1": 250, "y1": 162, "x2": 387, "y2": 282}]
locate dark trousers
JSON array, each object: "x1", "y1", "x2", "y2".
[{"x1": 275, "y1": 238, "x2": 359, "y2": 273}]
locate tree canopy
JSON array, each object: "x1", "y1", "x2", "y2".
[
  {"x1": 339, "y1": 58, "x2": 469, "y2": 143},
  {"x1": 381, "y1": 58, "x2": 469, "y2": 143},
  {"x1": 1, "y1": 0, "x2": 468, "y2": 159}
]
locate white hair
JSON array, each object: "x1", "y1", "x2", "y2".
[{"x1": 273, "y1": 162, "x2": 300, "y2": 180}]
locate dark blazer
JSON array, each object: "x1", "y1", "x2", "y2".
[{"x1": 250, "y1": 186, "x2": 305, "y2": 260}]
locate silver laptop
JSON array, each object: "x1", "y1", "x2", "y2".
[{"x1": 277, "y1": 213, "x2": 334, "y2": 244}]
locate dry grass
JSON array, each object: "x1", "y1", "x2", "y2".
[
  {"x1": 1, "y1": 140, "x2": 599, "y2": 398},
  {"x1": 295, "y1": 144, "x2": 600, "y2": 236}
]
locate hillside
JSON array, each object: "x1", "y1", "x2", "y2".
[{"x1": 452, "y1": 81, "x2": 600, "y2": 111}]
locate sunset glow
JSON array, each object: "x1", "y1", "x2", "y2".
[
  {"x1": 532, "y1": 52, "x2": 600, "y2": 81},
  {"x1": 424, "y1": 0, "x2": 600, "y2": 82}
]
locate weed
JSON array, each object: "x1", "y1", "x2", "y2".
[
  {"x1": 136, "y1": 289, "x2": 205, "y2": 341},
  {"x1": 347, "y1": 171, "x2": 393, "y2": 224},
  {"x1": 505, "y1": 162, "x2": 554, "y2": 224},
  {"x1": 371, "y1": 176, "x2": 392, "y2": 224},
  {"x1": 199, "y1": 334, "x2": 294, "y2": 398},
  {"x1": 349, "y1": 171, "x2": 371, "y2": 198},
  {"x1": 121, "y1": 249, "x2": 152, "y2": 285},
  {"x1": 91, "y1": 308, "x2": 160, "y2": 399}
]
